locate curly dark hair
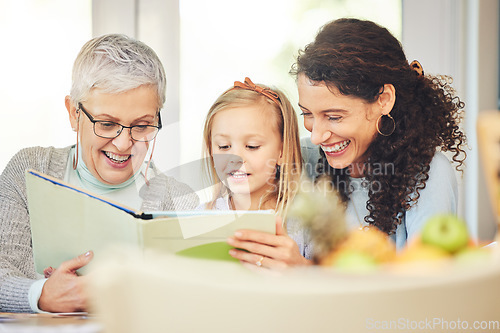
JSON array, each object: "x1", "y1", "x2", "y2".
[{"x1": 290, "y1": 18, "x2": 467, "y2": 235}]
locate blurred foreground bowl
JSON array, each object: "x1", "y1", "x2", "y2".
[{"x1": 89, "y1": 246, "x2": 500, "y2": 333}]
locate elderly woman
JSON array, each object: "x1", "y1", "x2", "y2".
[
  {"x1": 292, "y1": 18, "x2": 466, "y2": 252},
  {"x1": 0, "y1": 34, "x2": 198, "y2": 313}
]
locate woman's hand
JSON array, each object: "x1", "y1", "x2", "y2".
[
  {"x1": 38, "y1": 251, "x2": 93, "y2": 313},
  {"x1": 227, "y1": 216, "x2": 312, "y2": 269}
]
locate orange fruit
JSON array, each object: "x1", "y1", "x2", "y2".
[
  {"x1": 396, "y1": 243, "x2": 450, "y2": 263},
  {"x1": 321, "y1": 227, "x2": 396, "y2": 266}
]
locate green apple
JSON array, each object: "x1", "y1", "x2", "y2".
[
  {"x1": 421, "y1": 214, "x2": 469, "y2": 253},
  {"x1": 333, "y1": 251, "x2": 378, "y2": 273}
]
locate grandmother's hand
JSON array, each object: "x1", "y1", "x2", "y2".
[
  {"x1": 38, "y1": 251, "x2": 93, "y2": 313},
  {"x1": 227, "y1": 216, "x2": 312, "y2": 269}
]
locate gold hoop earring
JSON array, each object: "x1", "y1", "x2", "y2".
[{"x1": 376, "y1": 114, "x2": 395, "y2": 136}]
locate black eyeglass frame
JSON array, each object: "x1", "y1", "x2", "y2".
[{"x1": 77, "y1": 103, "x2": 162, "y2": 142}]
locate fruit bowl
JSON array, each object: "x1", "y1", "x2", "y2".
[{"x1": 90, "y1": 245, "x2": 500, "y2": 333}]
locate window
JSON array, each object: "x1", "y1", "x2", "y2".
[
  {"x1": 0, "y1": 0, "x2": 91, "y2": 171},
  {"x1": 179, "y1": 0, "x2": 402, "y2": 166},
  {"x1": 0, "y1": 0, "x2": 402, "y2": 175}
]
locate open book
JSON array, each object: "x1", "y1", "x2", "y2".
[{"x1": 25, "y1": 169, "x2": 275, "y2": 274}]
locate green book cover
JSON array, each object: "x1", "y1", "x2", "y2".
[{"x1": 25, "y1": 169, "x2": 275, "y2": 274}]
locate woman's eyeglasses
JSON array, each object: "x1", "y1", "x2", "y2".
[{"x1": 78, "y1": 103, "x2": 162, "y2": 142}]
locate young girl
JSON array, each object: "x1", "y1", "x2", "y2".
[{"x1": 201, "y1": 77, "x2": 311, "y2": 268}]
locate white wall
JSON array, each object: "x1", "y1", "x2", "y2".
[
  {"x1": 471, "y1": 0, "x2": 499, "y2": 240},
  {"x1": 402, "y1": 0, "x2": 499, "y2": 241}
]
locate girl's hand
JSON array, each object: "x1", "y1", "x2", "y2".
[
  {"x1": 227, "y1": 216, "x2": 312, "y2": 269},
  {"x1": 43, "y1": 266, "x2": 56, "y2": 278}
]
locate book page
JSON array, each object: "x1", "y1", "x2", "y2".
[{"x1": 26, "y1": 170, "x2": 275, "y2": 273}]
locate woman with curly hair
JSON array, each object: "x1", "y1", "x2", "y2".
[{"x1": 292, "y1": 18, "x2": 466, "y2": 250}]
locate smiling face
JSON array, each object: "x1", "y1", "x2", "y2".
[
  {"x1": 210, "y1": 104, "x2": 283, "y2": 207},
  {"x1": 297, "y1": 74, "x2": 384, "y2": 178},
  {"x1": 67, "y1": 85, "x2": 159, "y2": 185}
]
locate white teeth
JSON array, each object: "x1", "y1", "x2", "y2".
[
  {"x1": 321, "y1": 140, "x2": 350, "y2": 153},
  {"x1": 229, "y1": 171, "x2": 248, "y2": 179},
  {"x1": 104, "y1": 151, "x2": 130, "y2": 163}
]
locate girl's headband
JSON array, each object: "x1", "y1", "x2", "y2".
[{"x1": 229, "y1": 77, "x2": 281, "y2": 106}]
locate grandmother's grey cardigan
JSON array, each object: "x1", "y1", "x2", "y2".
[{"x1": 0, "y1": 146, "x2": 199, "y2": 312}]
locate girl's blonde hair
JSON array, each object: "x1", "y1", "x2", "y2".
[{"x1": 202, "y1": 78, "x2": 302, "y2": 219}]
